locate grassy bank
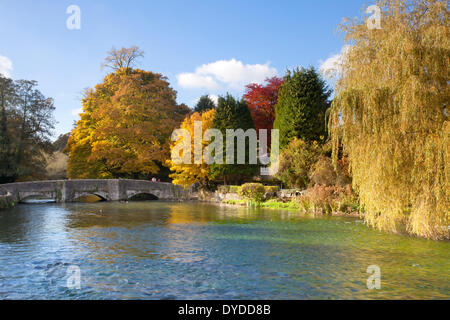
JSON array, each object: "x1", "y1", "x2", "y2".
[
  {"x1": 222, "y1": 198, "x2": 362, "y2": 217},
  {"x1": 220, "y1": 183, "x2": 361, "y2": 218}
]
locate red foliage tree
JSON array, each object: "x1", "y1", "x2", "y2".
[{"x1": 243, "y1": 77, "x2": 284, "y2": 143}]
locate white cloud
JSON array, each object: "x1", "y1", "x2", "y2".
[
  {"x1": 209, "y1": 94, "x2": 218, "y2": 105},
  {"x1": 71, "y1": 107, "x2": 83, "y2": 116},
  {"x1": 177, "y1": 73, "x2": 219, "y2": 89},
  {"x1": 177, "y1": 59, "x2": 278, "y2": 90},
  {"x1": 0, "y1": 55, "x2": 13, "y2": 78},
  {"x1": 319, "y1": 45, "x2": 351, "y2": 80}
]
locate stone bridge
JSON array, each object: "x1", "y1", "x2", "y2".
[{"x1": 0, "y1": 179, "x2": 193, "y2": 203}]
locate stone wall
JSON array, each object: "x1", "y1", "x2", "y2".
[{"x1": 198, "y1": 190, "x2": 242, "y2": 202}]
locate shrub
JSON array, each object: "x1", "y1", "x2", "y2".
[
  {"x1": 335, "y1": 157, "x2": 352, "y2": 186},
  {"x1": 296, "y1": 184, "x2": 358, "y2": 215},
  {"x1": 229, "y1": 186, "x2": 240, "y2": 194},
  {"x1": 276, "y1": 138, "x2": 322, "y2": 189},
  {"x1": 309, "y1": 156, "x2": 336, "y2": 187},
  {"x1": 263, "y1": 186, "x2": 279, "y2": 200},
  {"x1": 238, "y1": 183, "x2": 266, "y2": 203}
]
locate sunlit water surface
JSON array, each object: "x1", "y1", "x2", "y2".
[{"x1": 0, "y1": 201, "x2": 448, "y2": 299}]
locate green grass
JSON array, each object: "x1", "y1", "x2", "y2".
[
  {"x1": 222, "y1": 199, "x2": 301, "y2": 211},
  {"x1": 261, "y1": 200, "x2": 300, "y2": 210}
]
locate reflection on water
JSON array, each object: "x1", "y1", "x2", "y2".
[{"x1": 0, "y1": 201, "x2": 448, "y2": 299}]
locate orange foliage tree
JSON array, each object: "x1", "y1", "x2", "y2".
[
  {"x1": 66, "y1": 68, "x2": 189, "y2": 179},
  {"x1": 166, "y1": 109, "x2": 216, "y2": 188}
]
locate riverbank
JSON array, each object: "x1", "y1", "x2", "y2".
[
  {"x1": 220, "y1": 199, "x2": 362, "y2": 218},
  {"x1": 198, "y1": 184, "x2": 362, "y2": 218}
]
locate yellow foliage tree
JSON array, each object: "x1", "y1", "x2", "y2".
[
  {"x1": 66, "y1": 68, "x2": 189, "y2": 179},
  {"x1": 166, "y1": 109, "x2": 216, "y2": 188},
  {"x1": 330, "y1": 0, "x2": 449, "y2": 239}
]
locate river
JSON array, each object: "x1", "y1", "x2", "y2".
[{"x1": 0, "y1": 201, "x2": 448, "y2": 299}]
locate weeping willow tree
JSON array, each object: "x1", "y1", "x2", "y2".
[{"x1": 329, "y1": 0, "x2": 449, "y2": 240}]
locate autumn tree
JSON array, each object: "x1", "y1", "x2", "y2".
[
  {"x1": 329, "y1": 0, "x2": 449, "y2": 239},
  {"x1": 166, "y1": 109, "x2": 216, "y2": 188},
  {"x1": 194, "y1": 95, "x2": 216, "y2": 113},
  {"x1": 209, "y1": 94, "x2": 258, "y2": 184},
  {"x1": 274, "y1": 67, "x2": 331, "y2": 149},
  {"x1": 66, "y1": 66, "x2": 189, "y2": 179},
  {"x1": 243, "y1": 76, "x2": 283, "y2": 142},
  {"x1": 0, "y1": 75, "x2": 55, "y2": 182},
  {"x1": 0, "y1": 75, "x2": 15, "y2": 182}
]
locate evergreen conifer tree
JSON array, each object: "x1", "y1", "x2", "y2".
[
  {"x1": 274, "y1": 67, "x2": 331, "y2": 149},
  {"x1": 210, "y1": 94, "x2": 258, "y2": 184}
]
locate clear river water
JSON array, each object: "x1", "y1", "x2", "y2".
[{"x1": 0, "y1": 201, "x2": 448, "y2": 299}]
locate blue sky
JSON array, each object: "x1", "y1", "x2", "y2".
[{"x1": 0, "y1": 0, "x2": 369, "y2": 137}]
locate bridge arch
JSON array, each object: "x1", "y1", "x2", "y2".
[
  {"x1": 127, "y1": 192, "x2": 159, "y2": 201},
  {"x1": 19, "y1": 193, "x2": 56, "y2": 203}
]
